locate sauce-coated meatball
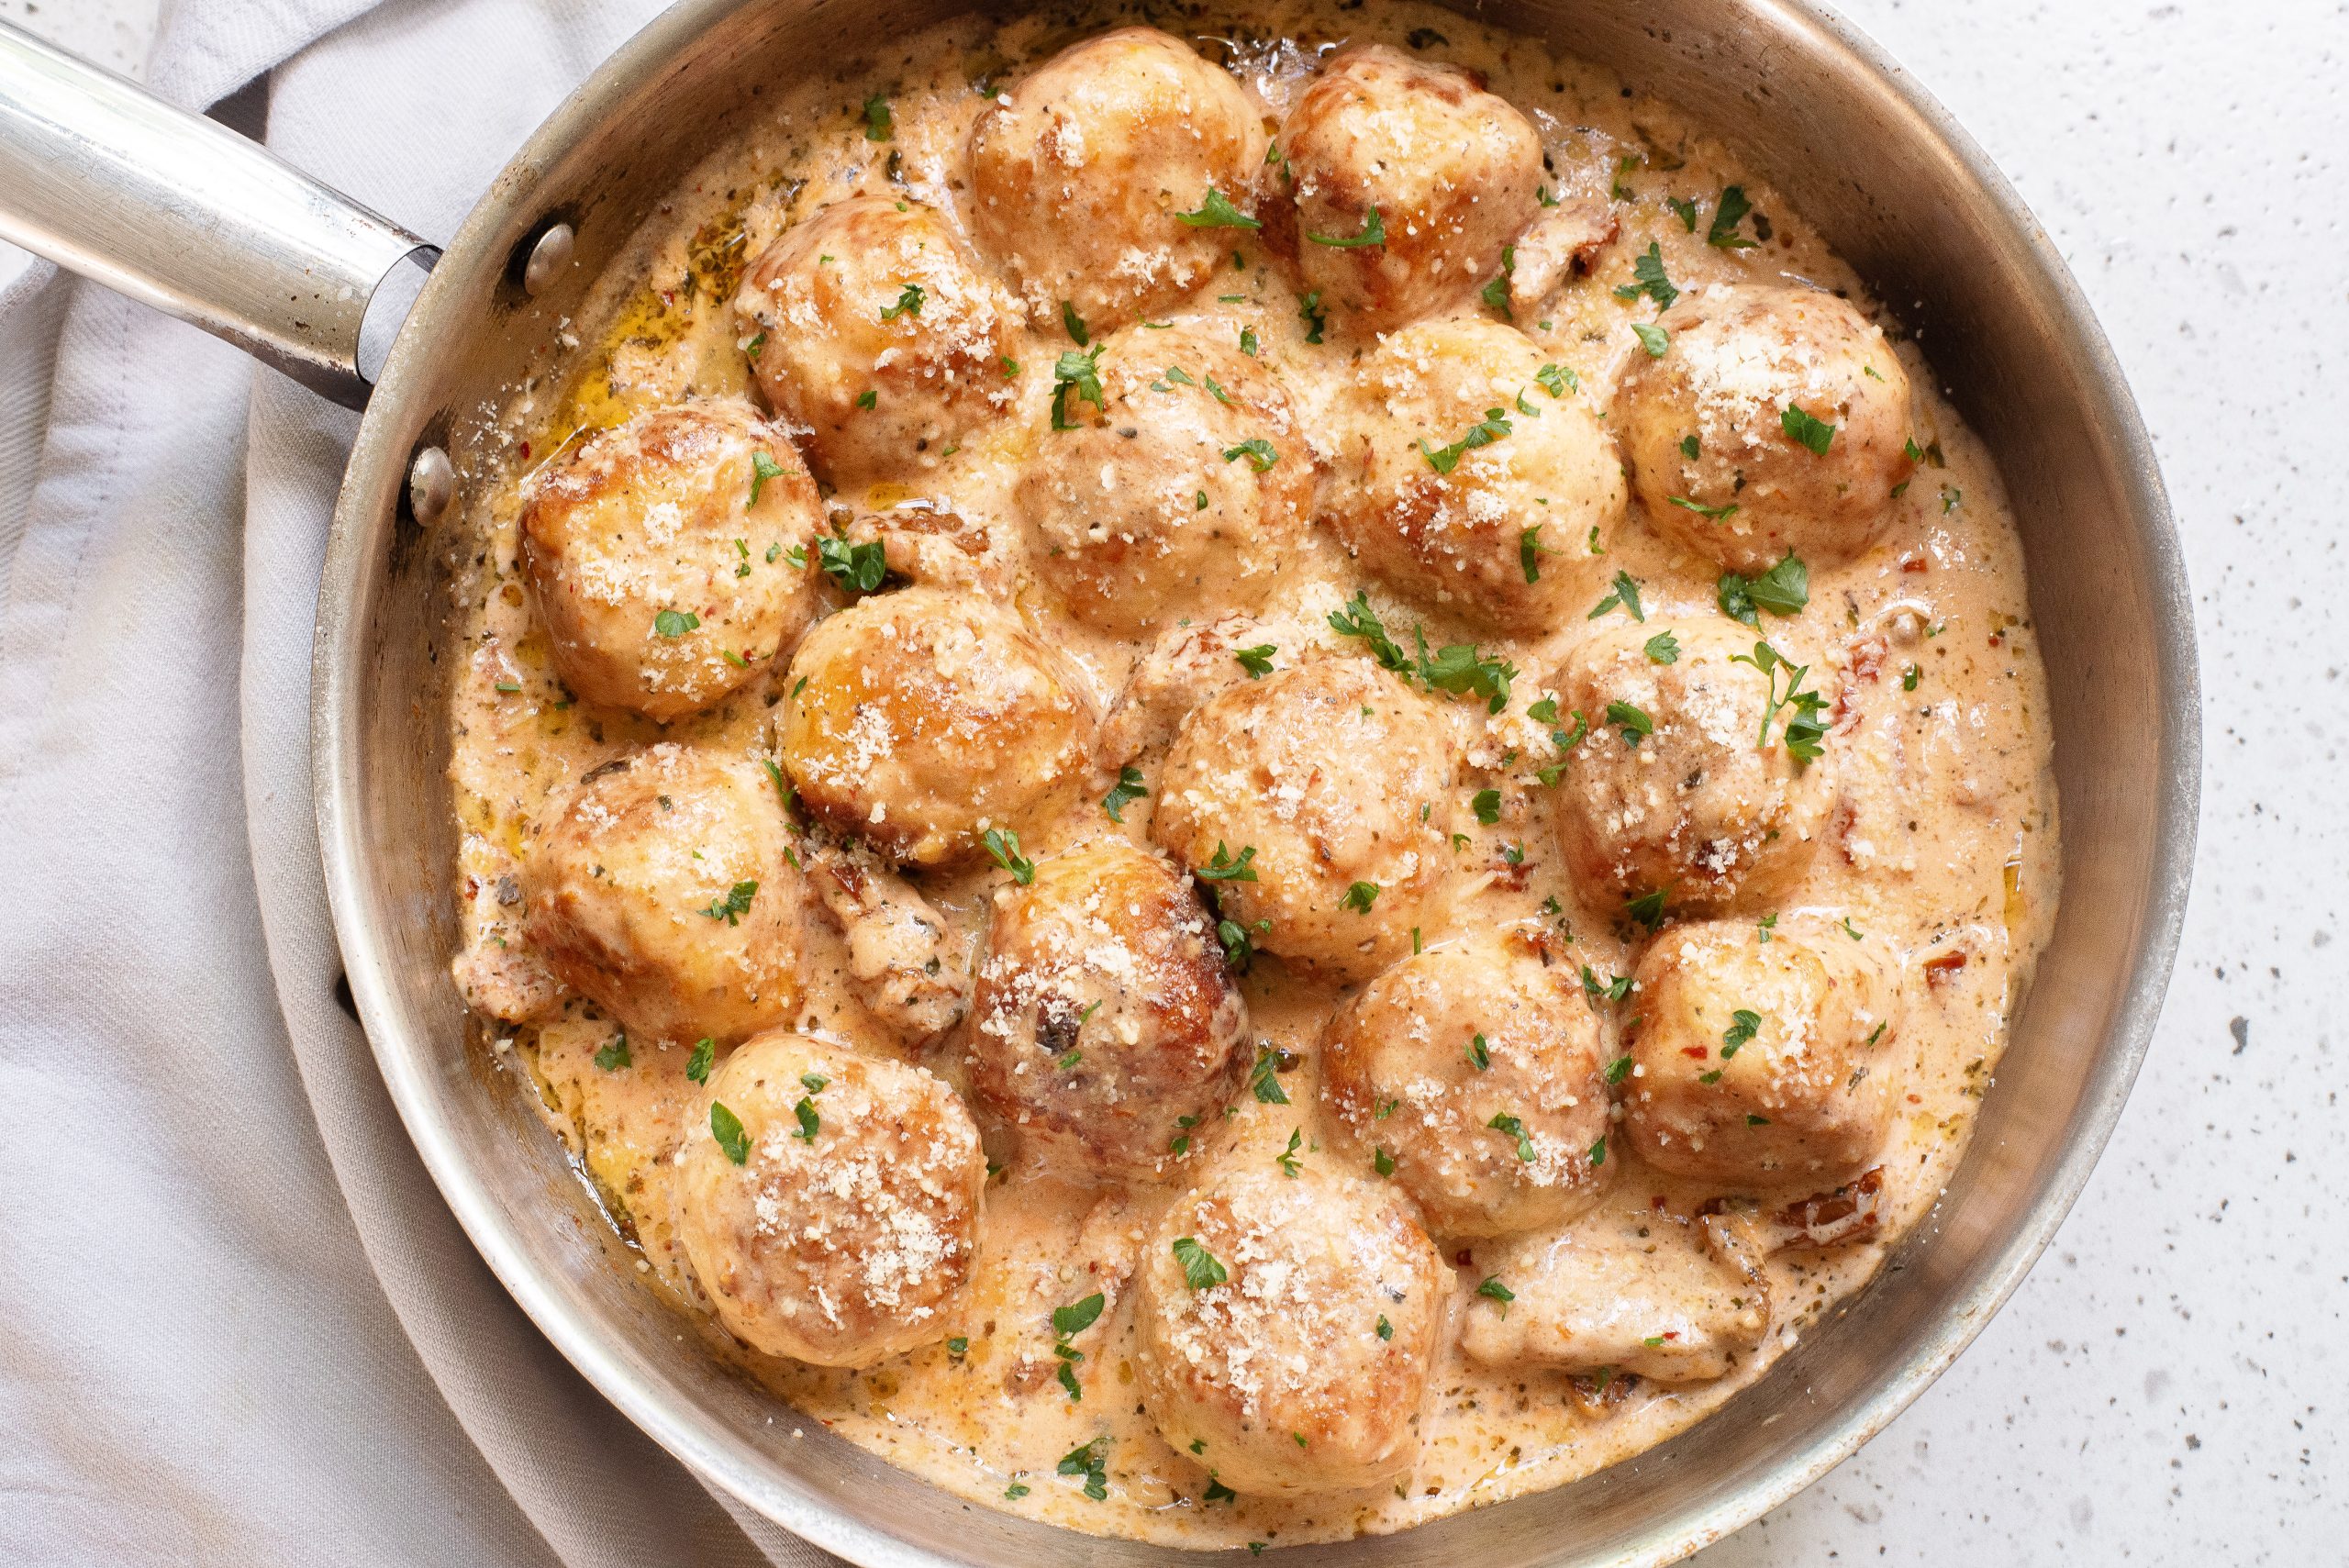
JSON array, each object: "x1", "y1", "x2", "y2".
[
  {"x1": 1553, "y1": 619, "x2": 1834, "y2": 913},
  {"x1": 1018, "y1": 326, "x2": 1310, "y2": 632},
  {"x1": 1615, "y1": 284, "x2": 1915, "y2": 573},
  {"x1": 734, "y1": 197, "x2": 1023, "y2": 494},
  {"x1": 968, "y1": 28, "x2": 1265, "y2": 333},
  {"x1": 1320, "y1": 939, "x2": 1610, "y2": 1238},
  {"x1": 965, "y1": 840, "x2": 1249, "y2": 1180},
  {"x1": 1133, "y1": 1162, "x2": 1446, "y2": 1494},
  {"x1": 776, "y1": 588, "x2": 1096, "y2": 865},
  {"x1": 1152, "y1": 657, "x2": 1457, "y2": 984},
  {"x1": 1267, "y1": 46, "x2": 1540, "y2": 334},
  {"x1": 1623, "y1": 917, "x2": 1901, "y2": 1184},
  {"x1": 677, "y1": 1032, "x2": 984, "y2": 1365},
  {"x1": 521, "y1": 743, "x2": 804, "y2": 1042},
  {"x1": 1329, "y1": 317, "x2": 1626, "y2": 632},
  {"x1": 520, "y1": 403, "x2": 823, "y2": 721}
]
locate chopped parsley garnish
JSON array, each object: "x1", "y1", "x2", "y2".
[
  {"x1": 1374, "y1": 1145, "x2": 1397, "y2": 1177},
  {"x1": 862, "y1": 93, "x2": 893, "y2": 141},
  {"x1": 1842, "y1": 917, "x2": 1865, "y2": 940},
  {"x1": 999, "y1": 354, "x2": 1021, "y2": 377},
  {"x1": 1587, "y1": 1135, "x2": 1609, "y2": 1166},
  {"x1": 1198, "y1": 842, "x2": 1259, "y2": 882},
  {"x1": 1644, "y1": 629, "x2": 1681, "y2": 663},
  {"x1": 1902, "y1": 663, "x2": 1922, "y2": 692},
  {"x1": 1173, "y1": 1237, "x2": 1229, "y2": 1290},
  {"x1": 1250, "y1": 1044, "x2": 1288, "y2": 1104},
  {"x1": 880, "y1": 282, "x2": 925, "y2": 322},
  {"x1": 1175, "y1": 187, "x2": 1260, "y2": 229},
  {"x1": 1466, "y1": 1032, "x2": 1492, "y2": 1072},
  {"x1": 685, "y1": 1037, "x2": 718, "y2": 1084},
  {"x1": 983, "y1": 828, "x2": 1036, "y2": 884},
  {"x1": 1204, "y1": 1476, "x2": 1237, "y2": 1504},
  {"x1": 1759, "y1": 912, "x2": 1778, "y2": 941},
  {"x1": 1582, "y1": 964, "x2": 1632, "y2": 1004},
  {"x1": 594, "y1": 1034, "x2": 631, "y2": 1072},
  {"x1": 1535, "y1": 362, "x2": 1577, "y2": 396},
  {"x1": 699, "y1": 880, "x2": 759, "y2": 925},
  {"x1": 1780, "y1": 403, "x2": 1837, "y2": 454},
  {"x1": 1240, "y1": 327, "x2": 1259, "y2": 356},
  {"x1": 1670, "y1": 495, "x2": 1739, "y2": 523},
  {"x1": 1057, "y1": 1438, "x2": 1109, "y2": 1500},
  {"x1": 1060, "y1": 300, "x2": 1089, "y2": 345},
  {"x1": 1218, "y1": 917, "x2": 1270, "y2": 971},
  {"x1": 1053, "y1": 1292, "x2": 1106, "y2": 1339},
  {"x1": 1605, "y1": 1053, "x2": 1633, "y2": 1084},
  {"x1": 1471, "y1": 788, "x2": 1502, "y2": 826},
  {"x1": 1234, "y1": 643, "x2": 1276, "y2": 678},
  {"x1": 1520, "y1": 524, "x2": 1553, "y2": 584},
  {"x1": 799, "y1": 1072, "x2": 829, "y2": 1095},
  {"x1": 1626, "y1": 886, "x2": 1671, "y2": 930},
  {"x1": 1330, "y1": 591, "x2": 1411, "y2": 671},
  {"x1": 1613, "y1": 241, "x2": 1679, "y2": 309},
  {"x1": 1716, "y1": 550, "x2": 1810, "y2": 625},
  {"x1": 1102, "y1": 764, "x2": 1148, "y2": 822},
  {"x1": 1482, "y1": 244, "x2": 1516, "y2": 318},
  {"x1": 790, "y1": 1096, "x2": 819, "y2": 1143},
  {"x1": 1276, "y1": 1127, "x2": 1304, "y2": 1177},
  {"x1": 816, "y1": 534, "x2": 887, "y2": 593},
  {"x1": 1720, "y1": 1009, "x2": 1762, "y2": 1057},
  {"x1": 749, "y1": 450, "x2": 787, "y2": 506},
  {"x1": 743, "y1": 330, "x2": 766, "y2": 360},
  {"x1": 1418, "y1": 406, "x2": 1512, "y2": 473},
  {"x1": 1606, "y1": 699, "x2": 1654, "y2": 743},
  {"x1": 1005, "y1": 1482, "x2": 1030, "y2": 1499},
  {"x1": 947, "y1": 1337, "x2": 968, "y2": 1355},
  {"x1": 1343, "y1": 880, "x2": 1380, "y2": 913},
  {"x1": 652, "y1": 608, "x2": 700, "y2": 639},
  {"x1": 1375, "y1": 1315, "x2": 1394, "y2": 1340},
  {"x1": 1049, "y1": 345, "x2": 1106, "y2": 428},
  {"x1": 1707, "y1": 184, "x2": 1759, "y2": 250},
  {"x1": 1413, "y1": 630, "x2": 1516, "y2": 712},
  {"x1": 1746, "y1": 1113, "x2": 1772, "y2": 1127},
  {"x1": 1476, "y1": 1276, "x2": 1515, "y2": 1307},
  {"x1": 1297, "y1": 290, "x2": 1328, "y2": 343},
  {"x1": 1587, "y1": 568, "x2": 1647, "y2": 622},
  {"x1": 1631, "y1": 320, "x2": 1671, "y2": 357},
  {"x1": 853, "y1": 388, "x2": 877, "y2": 410},
  {"x1": 1730, "y1": 640, "x2": 1829, "y2": 760},
  {"x1": 1487, "y1": 1111, "x2": 1537, "y2": 1162},
  {"x1": 1667, "y1": 195, "x2": 1698, "y2": 232},
  {"x1": 1681, "y1": 434, "x2": 1701, "y2": 459},
  {"x1": 1222, "y1": 438, "x2": 1278, "y2": 472},
  {"x1": 1307, "y1": 206, "x2": 1386, "y2": 248},
  {"x1": 710, "y1": 1102, "x2": 750, "y2": 1164}
]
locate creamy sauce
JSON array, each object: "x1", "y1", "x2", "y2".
[{"x1": 442, "y1": 1, "x2": 2057, "y2": 1547}]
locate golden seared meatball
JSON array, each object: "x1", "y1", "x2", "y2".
[
  {"x1": 1553, "y1": 619, "x2": 1834, "y2": 913},
  {"x1": 521, "y1": 743, "x2": 804, "y2": 1042},
  {"x1": 677, "y1": 1032, "x2": 984, "y2": 1365},
  {"x1": 734, "y1": 197, "x2": 1023, "y2": 494},
  {"x1": 1018, "y1": 326, "x2": 1310, "y2": 632},
  {"x1": 965, "y1": 840, "x2": 1249, "y2": 1180},
  {"x1": 1623, "y1": 917, "x2": 1902, "y2": 1184},
  {"x1": 1152, "y1": 657, "x2": 1457, "y2": 984},
  {"x1": 1266, "y1": 46, "x2": 1540, "y2": 334},
  {"x1": 1320, "y1": 940, "x2": 1609, "y2": 1238},
  {"x1": 1133, "y1": 1162, "x2": 1446, "y2": 1494},
  {"x1": 520, "y1": 403, "x2": 823, "y2": 722},
  {"x1": 776, "y1": 588, "x2": 1095, "y2": 865},
  {"x1": 1329, "y1": 317, "x2": 1626, "y2": 632},
  {"x1": 1615, "y1": 284, "x2": 1915, "y2": 574},
  {"x1": 968, "y1": 28, "x2": 1264, "y2": 333}
]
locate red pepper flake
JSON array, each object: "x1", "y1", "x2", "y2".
[
  {"x1": 1651, "y1": 1194, "x2": 1668, "y2": 1210},
  {"x1": 518, "y1": 441, "x2": 532, "y2": 461},
  {"x1": 1987, "y1": 633, "x2": 2004, "y2": 647},
  {"x1": 1923, "y1": 951, "x2": 1968, "y2": 987},
  {"x1": 1660, "y1": 1330, "x2": 1680, "y2": 1341},
  {"x1": 1681, "y1": 1045, "x2": 1709, "y2": 1060},
  {"x1": 1453, "y1": 1248, "x2": 1475, "y2": 1268},
  {"x1": 1898, "y1": 553, "x2": 1929, "y2": 573}
]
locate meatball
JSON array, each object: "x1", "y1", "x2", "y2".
[
  {"x1": 1328, "y1": 317, "x2": 1626, "y2": 632},
  {"x1": 1553, "y1": 619, "x2": 1834, "y2": 913},
  {"x1": 1320, "y1": 939, "x2": 1610, "y2": 1238},
  {"x1": 519, "y1": 403, "x2": 823, "y2": 722},
  {"x1": 733, "y1": 197, "x2": 1023, "y2": 494},
  {"x1": 1017, "y1": 326, "x2": 1310, "y2": 632},
  {"x1": 965, "y1": 840, "x2": 1249, "y2": 1180},
  {"x1": 775, "y1": 588, "x2": 1096, "y2": 865},
  {"x1": 968, "y1": 28, "x2": 1264, "y2": 333},
  {"x1": 520, "y1": 743, "x2": 804, "y2": 1042},
  {"x1": 1133, "y1": 1162, "x2": 1446, "y2": 1494},
  {"x1": 676, "y1": 1032, "x2": 985, "y2": 1365},
  {"x1": 1614, "y1": 284, "x2": 1916, "y2": 574},
  {"x1": 1152, "y1": 657, "x2": 1457, "y2": 984},
  {"x1": 1622, "y1": 917, "x2": 1902, "y2": 1184},
  {"x1": 1266, "y1": 46, "x2": 1540, "y2": 335}
]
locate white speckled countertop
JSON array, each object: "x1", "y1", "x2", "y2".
[{"x1": 5, "y1": 0, "x2": 2339, "y2": 1561}]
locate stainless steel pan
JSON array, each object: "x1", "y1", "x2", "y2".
[{"x1": 0, "y1": 3, "x2": 2198, "y2": 1562}]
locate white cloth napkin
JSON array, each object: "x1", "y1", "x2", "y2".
[{"x1": 0, "y1": 2, "x2": 833, "y2": 1562}]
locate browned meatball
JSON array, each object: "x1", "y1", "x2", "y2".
[
  {"x1": 1152, "y1": 656, "x2": 1458, "y2": 984},
  {"x1": 965, "y1": 840, "x2": 1249, "y2": 1180},
  {"x1": 1132, "y1": 1162, "x2": 1447, "y2": 1494},
  {"x1": 1266, "y1": 46, "x2": 1540, "y2": 335},
  {"x1": 1623, "y1": 916, "x2": 1902, "y2": 1184},
  {"x1": 968, "y1": 28, "x2": 1265, "y2": 334},
  {"x1": 519, "y1": 402, "x2": 823, "y2": 721},
  {"x1": 1320, "y1": 939, "x2": 1611, "y2": 1238},
  {"x1": 775, "y1": 588, "x2": 1096, "y2": 865},
  {"x1": 1614, "y1": 284, "x2": 1916, "y2": 573},
  {"x1": 677, "y1": 1032, "x2": 985, "y2": 1365},
  {"x1": 1552, "y1": 619, "x2": 1835, "y2": 914},
  {"x1": 734, "y1": 197, "x2": 1023, "y2": 494},
  {"x1": 1018, "y1": 325, "x2": 1311, "y2": 632},
  {"x1": 520, "y1": 743, "x2": 804, "y2": 1043},
  {"x1": 1327, "y1": 317, "x2": 1626, "y2": 633}
]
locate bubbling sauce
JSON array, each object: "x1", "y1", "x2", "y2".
[{"x1": 443, "y1": 1, "x2": 2057, "y2": 1547}]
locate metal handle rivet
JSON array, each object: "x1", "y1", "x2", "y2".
[
  {"x1": 523, "y1": 222, "x2": 573, "y2": 297},
  {"x1": 408, "y1": 445, "x2": 455, "y2": 527}
]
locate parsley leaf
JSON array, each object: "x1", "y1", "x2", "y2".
[
  {"x1": 1307, "y1": 206, "x2": 1386, "y2": 248},
  {"x1": 1716, "y1": 551, "x2": 1809, "y2": 625},
  {"x1": 880, "y1": 282, "x2": 924, "y2": 321},
  {"x1": 1414, "y1": 630, "x2": 1517, "y2": 712},
  {"x1": 749, "y1": 450, "x2": 787, "y2": 506},
  {"x1": 1780, "y1": 403, "x2": 1837, "y2": 454},
  {"x1": 1625, "y1": 886, "x2": 1671, "y2": 930},
  {"x1": 686, "y1": 1038, "x2": 716, "y2": 1084},
  {"x1": 1644, "y1": 629, "x2": 1681, "y2": 663},
  {"x1": 652, "y1": 608, "x2": 700, "y2": 639},
  {"x1": 1060, "y1": 300, "x2": 1089, "y2": 345},
  {"x1": 1631, "y1": 320, "x2": 1671, "y2": 357},
  {"x1": 1612, "y1": 241, "x2": 1679, "y2": 309},
  {"x1": 1222, "y1": 438, "x2": 1278, "y2": 472},
  {"x1": 1249, "y1": 1044, "x2": 1287, "y2": 1104},
  {"x1": 1476, "y1": 1276, "x2": 1515, "y2": 1307},
  {"x1": 1328, "y1": 591, "x2": 1413, "y2": 673},
  {"x1": 1587, "y1": 568, "x2": 1647, "y2": 622},
  {"x1": 816, "y1": 534, "x2": 887, "y2": 594},
  {"x1": 1520, "y1": 524, "x2": 1553, "y2": 584},
  {"x1": 1535, "y1": 362, "x2": 1577, "y2": 396},
  {"x1": 1669, "y1": 495, "x2": 1739, "y2": 523},
  {"x1": 1175, "y1": 187, "x2": 1260, "y2": 229},
  {"x1": 790, "y1": 1096, "x2": 819, "y2": 1142},
  {"x1": 1234, "y1": 643, "x2": 1275, "y2": 678},
  {"x1": 1342, "y1": 880, "x2": 1380, "y2": 913},
  {"x1": 1103, "y1": 764, "x2": 1148, "y2": 822},
  {"x1": 1197, "y1": 842, "x2": 1258, "y2": 882},
  {"x1": 1707, "y1": 184, "x2": 1758, "y2": 250},
  {"x1": 698, "y1": 880, "x2": 758, "y2": 925},
  {"x1": 1053, "y1": 1292, "x2": 1106, "y2": 1339},
  {"x1": 1173, "y1": 1237, "x2": 1229, "y2": 1290},
  {"x1": 1720, "y1": 1008, "x2": 1761, "y2": 1057},
  {"x1": 1050, "y1": 346, "x2": 1106, "y2": 429},
  {"x1": 1471, "y1": 788, "x2": 1502, "y2": 826},
  {"x1": 1419, "y1": 406, "x2": 1512, "y2": 473},
  {"x1": 1730, "y1": 639, "x2": 1829, "y2": 760},
  {"x1": 1482, "y1": 244, "x2": 1515, "y2": 318},
  {"x1": 594, "y1": 1034, "x2": 631, "y2": 1072},
  {"x1": 710, "y1": 1101, "x2": 750, "y2": 1164},
  {"x1": 1606, "y1": 699, "x2": 1653, "y2": 743},
  {"x1": 862, "y1": 93, "x2": 893, "y2": 141},
  {"x1": 983, "y1": 827, "x2": 1036, "y2": 884},
  {"x1": 1297, "y1": 290, "x2": 1327, "y2": 344},
  {"x1": 1486, "y1": 1111, "x2": 1537, "y2": 1162}
]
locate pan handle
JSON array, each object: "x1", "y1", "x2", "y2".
[{"x1": 0, "y1": 21, "x2": 435, "y2": 408}]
